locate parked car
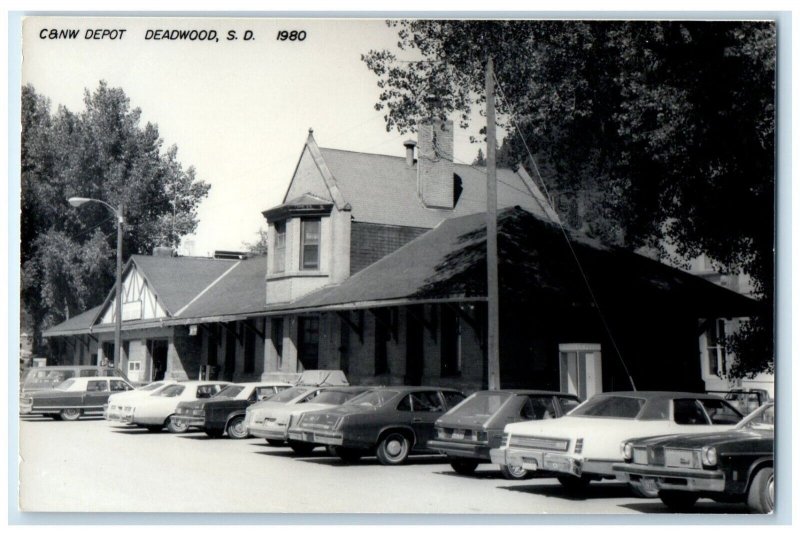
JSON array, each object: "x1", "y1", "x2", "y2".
[
  {"x1": 20, "y1": 365, "x2": 120, "y2": 396},
  {"x1": 613, "y1": 402, "x2": 774, "y2": 513},
  {"x1": 104, "y1": 380, "x2": 178, "y2": 423},
  {"x1": 119, "y1": 381, "x2": 229, "y2": 433},
  {"x1": 171, "y1": 381, "x2": 292, "y2": 438},
  {"x1": 248, "y1": 386, "x2": 374, "y2": 452},
  {"x1": 490, "y1": 391, "x2": 743, "y2": 494},
  {"x1": 707, "y1": 389, "x2": 772, "y2": 416},
  {"x1": 286, "y1": 386, "x2": 466, "y2": 465},
  {"x1": 244, "y1": 385, "x2": 334, "y2": 444},
  {"x1": 20, "y1": 376, "x2": 134, "y2": 420},
  {"x1": 429, "y1": 390, "x2": 581, "y2": 478}
]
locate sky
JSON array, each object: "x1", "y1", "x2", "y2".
[{"x1": 22, "y1": 17, "x2": 490, "y2": 256}]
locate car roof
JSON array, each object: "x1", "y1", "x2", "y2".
[
  {"x1": 318, "y1": 385, "x2": 374, "y2": 392},
  {"x1": 365, "y1": 386, "x2": 463, "y2": 393},
  {"x1": 473, "y1": 389, "x2": 580, "y2": 397},
  {"x1": 177, "y1": 380, "x2": 231, "y2": 386},
  {"x1": 233, "y1": 381, "x2": 293, "y2": 387},
  {"x1": 593, "y1": 391, "x2": 725, "y2": 400}
]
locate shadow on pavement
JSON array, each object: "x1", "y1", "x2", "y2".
[
  {"x1": 298, "y1": 454, "x2": 450, "y2": 467},
  {"x1": 498, "y1": 481, "x2": 634, "y2": 501},
  {"x1": 619, "y1": 501, "x2": 751, "y2": 514},
  {"x1": 433, "y1": 469, "x2": 556, "y2": 481}
]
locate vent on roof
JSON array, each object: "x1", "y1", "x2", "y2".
[
  {"x1": 403, "y1": 139, "x2": 417, "y2": 167},
  {"x1": 214, "y1": 250, "x2": 249, "y2": 260}
]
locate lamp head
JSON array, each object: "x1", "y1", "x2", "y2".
[{"x1": 68, "y1": 197, "x2": 91, "y2": 207}]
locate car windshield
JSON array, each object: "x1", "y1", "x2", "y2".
[
  {"x1": 570, "y1": 395, "x2": 647, "y2": 419},
  {"x1": 269, "y1": 386, "x2": 311, "y2": 403},
  {"x1": 55, "y1": 379, "x2": 76, "y2": 390},
  {"x1": 312, "y1": 390, "x2": 362, "y2": 405},
  {"x1": 737, "y1": 403, "x2": 774, "y2": 431},
  {"x1": 346, "y1": 390, "x2": 399, "y2": 408},
  {"x1": 139, "y1": 382, "x2": 165, "y2": 391},
  {"x1": 23, "y1": 369, "x2": 77, "y2": 387},
  {"x1": 216, "y1": 385, "x2": 245, "y2": 398},
  {"x1": 156, "y1": 385, "x2": 185, "y2": 397},
  {"x1": 447, "y1": 391, "x2": 514, "y2": 418}
]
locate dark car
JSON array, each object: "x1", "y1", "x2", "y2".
[
  {"x1": 172, "y1": 381, "x2": 292, "y2": 438},
  {"x1": 429, "y1": 390, "x2": 581, "y2": 478},
  {"x1": 287, "y1": 386, "x2": 466, "y2": 465},
  {"x1": 613, "y1": 402, "x2": 774, "y2": 513},
  {"x1": 20, "y1": 376, "x2": 134, "y2": 420}
]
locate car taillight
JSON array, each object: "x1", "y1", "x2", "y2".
[
  {"x1": 477, "y1": 431, "x2": 488, "y2": 442},
  {"x1": 192, "y1": 408, "x2": 204, "y2": 416},
  {"x1": 501, "y1": 432, "x2": 509, "y2": 446},
  {"x1": 574, "y1": 438, "x2": 584, "y2": 454}
]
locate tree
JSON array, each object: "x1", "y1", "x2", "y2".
[
  {"x1": 21, "y1": 82, "x2": 211, "y2": 351},
  {"x1": 242, "y1": 227, "x2": 269, "y2": 256},
  {"x1": 362, "y1": 21, "x2": 775, "y2": 376}
]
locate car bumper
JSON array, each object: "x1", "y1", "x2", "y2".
[
  {"x1": 172, "y1": 415, "x2": 206, "y2": 428},
  {"x1": 490, "y1": 447, "x2": 609, "y2": 477},
  {"x1": 247, "y1": 422, "x2": 290, "y2": 440},
  {"x1": 612, "y1": 463, "x2": 726, "y2": 492},
  {"x1": 20, "y1": 402, "x2": 33, "y2": 415},
  {"x1": 428, "y1": 439, "x2": 491, "y2": 460},
  {"x1": 287, "y1": 428, "x2": 344, "y2": 446}
]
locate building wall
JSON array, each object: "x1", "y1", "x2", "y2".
[{"x1": 349, "y1": 222, "x2": 429, "y2": 275}]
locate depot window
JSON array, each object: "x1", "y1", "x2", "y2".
[{"x1": 300, "y1": 218, "x2": 321, "y2": 270}]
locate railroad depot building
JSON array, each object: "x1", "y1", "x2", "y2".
[{"x1": 43, "y1": 122, "x2": 757, "y2": 396}]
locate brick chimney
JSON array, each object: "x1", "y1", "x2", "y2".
[
  {"x1": 416, "y1": 120, "x2": 454, "y2": 209},
  {"x1": 403, "y1": 139, "x2": 417, "y2": 167}
]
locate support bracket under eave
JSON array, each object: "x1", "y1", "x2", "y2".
[{"x1": 336, "y1": 311, "x2": 364, "y2": 344}]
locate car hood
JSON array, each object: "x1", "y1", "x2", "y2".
[
  {"x1": 630, "y1": 428, "x2": 773, "y2": 450},
  {"x1": 264, "y1": 403, "x2": 338, "y2": 422}
]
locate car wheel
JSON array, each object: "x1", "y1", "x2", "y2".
[
  {"x1": 376, "y1": 431, "x2": 411, "y2": 465},
  {"x1": 60, "y1": 408, "x2": 82, "y2": 421},
  {"x1": 205, "y1": 429, "x2": 224, "y2": 438},
  {"x1": 500, "y1": 463, "x2": 530, "y2": 480},
  {"x1": 747, "y1": 467, "x2": 774, "y2": 514},
  {"x1": 333, "y1": 447, "x2": 364, "y2": 463},
  {"x1": 659, "y1": 490, "x2": 699, "y2": 511},
  {"x1": 630, "y1": 482, "x2": 659, "y2": 499},
  {"x1": 450, "y1": 459, "x2": 479, "y2": 476},
  {"x1": 226, "y1": 416, "x2": 248, "y2": 439},
  {"x1": 557, "y1": 475, "x2": 592, "y2": 493},
  {"x1": 266, "y1": 439, "x2": 285, "y2": 447},
  {"x1": 288, "y1": 440, "x2": 316, "y2": 455},
  {"x1": 166, "y1": 415, "x2": 188, "y2": 434}
]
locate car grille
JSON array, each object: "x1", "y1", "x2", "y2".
[
  {"x1": 508, "y1": 435, "x2": 569, "y2": 452},
  {"x1": 664, "y1": 448, "x2": 702, "y2": 469}
]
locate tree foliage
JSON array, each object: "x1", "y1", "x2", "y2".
[
  {"x1": 363, "y1": 20, "x2": 775, "y2": 376},
  {"x1": 22, "y1": 82, "x2": 211, "y2": 347}
]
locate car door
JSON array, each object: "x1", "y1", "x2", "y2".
[
  {"x1": 409, "y1": 390, "x2": 446, "y2": 450},
  {"x1": 84, "y1": 380, "x2": 110, "y2": 409}
]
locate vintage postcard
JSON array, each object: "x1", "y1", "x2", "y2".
[{"x1": 17, "y1": 15, "x2": 776, "y2": 515}]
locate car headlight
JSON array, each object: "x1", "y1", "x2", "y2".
[
  {"x1": 621, "y1": 441, "x2": 633, "y2": 461},
  {"x1": 701, "y1": 446, "x2": 718, "y2": 466}
]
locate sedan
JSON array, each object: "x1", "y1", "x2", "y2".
[
  {"x1": 20, "y1": 377, "x2": 134, "y2": 421},
  {"x1": 287, "y1": 387, "x2": 465, "y2": 465},
  {"x1": 429, "y1": 390, "x2": 580, "y2": 478},
  {"x1": 104, "y1": 380, "x2": 178, "y2": 423},
  {"x1": 613, "y1": 402, "x2": 774, "y2": 513},
  {"x1": 120, "y1": 381, "x2": 229, "y2": 433},
  {"x1": 172, "y1": 382, "x2": 292, "y2": 438},
  {"x1": 490, "y1": 391, "x2": 743, "y2": 494}
]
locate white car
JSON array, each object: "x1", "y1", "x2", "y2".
[
  {"x1": 244, "y1": 385, "x2": 331, "y2": 445},
  {"x1": 248, "y1": 386, "x2": 373, "y2": 452},
  {"x1": 104, "y1": 380, "x2": 178, "y2": 422},
  {"x1": 490, "y1": 391, "x2": 743, "y2": 494},
  {"x1": 120, "y1": 381, "x2": 229, "y2": 433}
]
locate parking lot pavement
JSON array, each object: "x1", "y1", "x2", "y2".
[{"x1": 19, "y1": 416, "x2": 751, "y2": 514}]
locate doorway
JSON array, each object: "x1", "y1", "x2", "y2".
[
  {"x1": 405, "y1": 306, "x2": 424, "y2": 385},
  {"x1": 224, "y1": 324, "x2": 237, "y2": 381},
  {"x1": 558, "y1": 343, "x2": 602, "y2": 400},
  {"x1": 147, "y1": 339, "x2": 168, "y2": 381}
]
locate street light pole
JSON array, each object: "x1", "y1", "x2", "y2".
[{"x1": 68, "y1": 197, "x2": 125, "y2": 369}]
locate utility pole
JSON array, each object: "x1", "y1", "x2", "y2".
[{"x1": 486, "y1": 57, "x2": 500, "y2": 390}]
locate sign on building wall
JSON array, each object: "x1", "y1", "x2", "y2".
[{"x1": 121, "y1": 300, "x2": 143, "y2": 321}]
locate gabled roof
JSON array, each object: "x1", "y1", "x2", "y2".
[
  {"x1": 177, "y1": 256, "x2": 267, "y2": 320},
  {"x1": 317, "y1": 146, "x2": 558, "y2": 228},
  {"x1": 41, "y1": 305, "x2": 103, "y2": 337},
  {"x1": 271, "y1": 207, "x2": 758, "y2": 317}
]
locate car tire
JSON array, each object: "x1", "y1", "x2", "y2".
[
  {"x1": 226, "y1": 416, "x2": 248, "y2": 439},
  {"x1": 166, "y1": 415, "x2": 188, "y2": 434},
  {"x1": 747, "y1": 467, "x2": 774, "y2": 514},
  {"x1": 630, "y1": 482, "x2": 659, "y2": 498},
  {"x1": 288, "y1": 440, "x2": 316, "y2": 455},
  {"x1": 659, "y1": 490, "x2": 699, "y2": 511},
  {"x1": 205, "y1": 429, "x2": 224, "y2": 438},
  {"x1": 60, "y1": 408, "x2": 81, "y2": 421},
  {"x1": 500, "y1": 463, "x2": 530, "y2": 480},
  {"x1": 266, "y1": 439, "x2": 285, "y2": 447},
  {"x1": 376, "y1": 431, "x2": 411, "y2": 465},
  {"x1": 450, "y1": 459, "x2": 479, "y2": 475},
  {"x1": 333, "y1": 447, "x2": 364, "y2": 463},
  {"x1": 557, "y1": 475, "x2": 592, "y2": 493}
]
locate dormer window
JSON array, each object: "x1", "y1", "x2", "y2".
[
  {"x1": 300, "y1": 218, "x2": 321, "y2": 270},
  {"x1": 274, "y1": 221, "x2": 286, "y2": 273}
]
